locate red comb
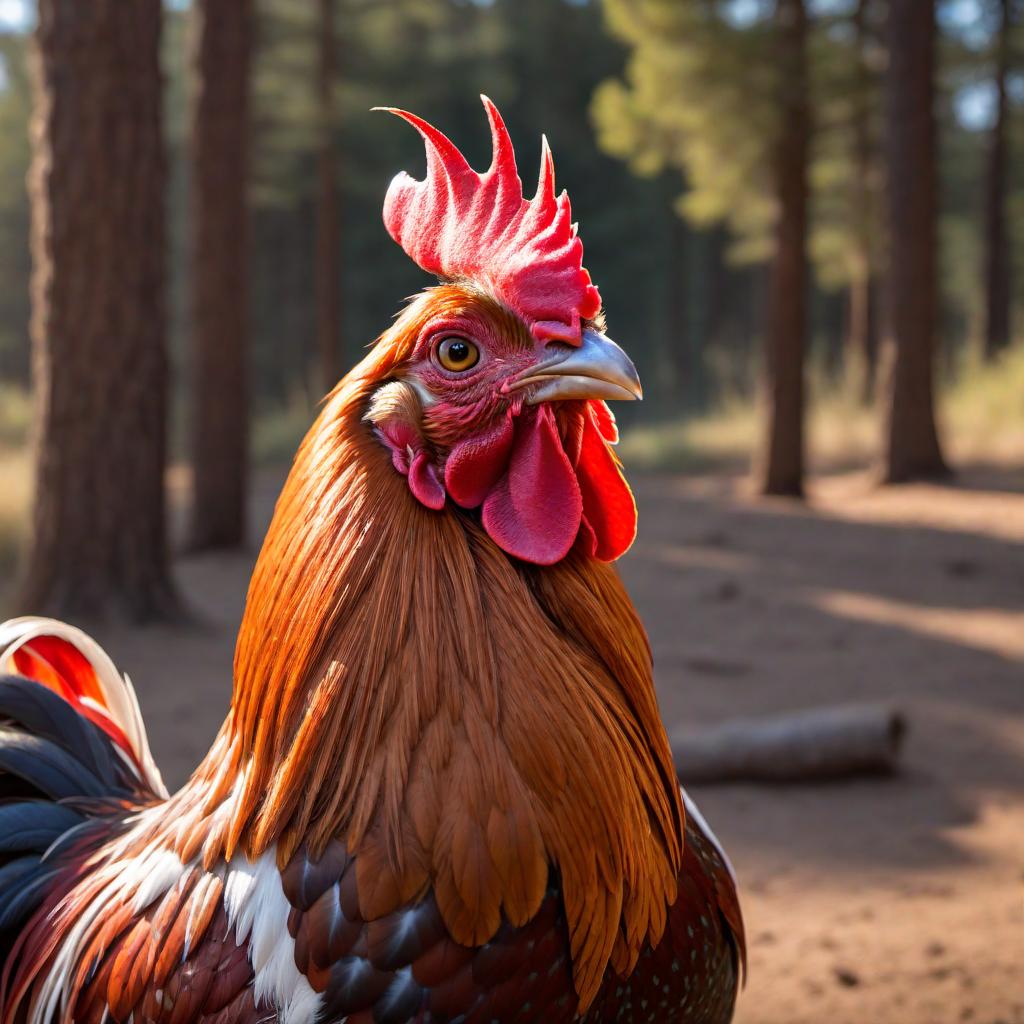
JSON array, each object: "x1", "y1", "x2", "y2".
[{"x1": 379, "y1": 96, "x2": 601, "y2": 345}]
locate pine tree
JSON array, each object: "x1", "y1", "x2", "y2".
[
  {"x1": 594, "y1": 0, "x2": 812, "y2": 495},
  {"x1": 879, "y1": 0, "x2": 948, "y2": 482},
  {"x1": 754, "y1": 0, "x2": 809, "y2": 497},
  {"x1": 981, "y1": 0, "x2": 1016, "y2": 360},
  {"x1": 21, "y1": 0, "x2": 179, "y2": 620},
  {"x1": 188, "y1": 0, "x2": 254, "y2": 550}
]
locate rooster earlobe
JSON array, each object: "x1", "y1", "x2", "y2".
[
  {"x1": 365, "y1": 380, "x2": 447, "y2": 511},
  {"x1": 408, "y1": 451, "x2": 446, "y2": 510}
]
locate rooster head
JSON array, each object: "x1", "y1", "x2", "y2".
[{"x1": 366, "y1": 97, "x2": 640, "y2": 566}]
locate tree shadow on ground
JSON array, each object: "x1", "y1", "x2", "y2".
[{"x1": 622, "y1": 470, "x2": 1023, "y2": 878}]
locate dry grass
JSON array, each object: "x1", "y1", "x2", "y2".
[
  {"x1": 0, "y1": 385, "x2": 30, "y2": 449},
  {"x1": 0, "y1": 383, "x2": 31, "y2": 581},
  {"x1": 0, "y1": 446, "x2": 29, "y2": 581},
  {"x1": 619, "y1": 344, "x2": 1024, "y2": 473},
  {"x1": 943, "y1": 344, "x2": 1024, "y2": 463}
]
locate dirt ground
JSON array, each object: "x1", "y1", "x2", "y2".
[{"x1": 82, "y1": 466, "x2": 1023, "y2": 1024}]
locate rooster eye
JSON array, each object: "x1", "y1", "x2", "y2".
[{"x1": 436, "y1": 336, "x2": 479, "y2": 373}]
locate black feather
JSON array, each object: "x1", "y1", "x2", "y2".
[
  {"x1": 0, "y1": 801, "x2": 86, "y2": 853},
  {"x1": 0, "y1": 729, "x2": 113, "y2": 801},
  {"x1": 0, "y1": 676, "x2": 124, "y2": 788},
  {"x1": 40, "y1": 816, "x2": 112, "y2": 863},
  {"x1": 0, "y1": 865, "x2": 60, "y2": 930},
  {"x1": 0, "y1": 855, "x2": 43, "y2": 899}
]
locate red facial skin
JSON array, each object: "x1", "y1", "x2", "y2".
[{"x1": 372, "y1": 290, "x2": 635, "y2": 567}]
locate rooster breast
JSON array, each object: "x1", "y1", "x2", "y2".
[
  {"x1": 270, "y1": 789, "x2": 743, "y2": 1024},
  {"x1": 19, "y1": 806, "x2": 739, "y2": 1024}
]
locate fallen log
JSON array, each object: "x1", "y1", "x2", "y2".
[{"x1": 670, "y1": 703, "x2": 907, "y2": 784}]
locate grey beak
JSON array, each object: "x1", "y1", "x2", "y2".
[{"x1": 512, "y1": 329, "x2": 643, "y2": 405}]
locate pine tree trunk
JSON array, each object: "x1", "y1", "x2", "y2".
[
  {"x1": 982, "y1": 0, "x2": 1012, "y2": 360},
  {"x1": 846, "y1": 0, "x2": 878, "y2": 399},
  {"x1": 755, "y1": 0, "x2": 809, "y2": 497},
  {"x1": 315, "y1": 0, "x2": 341, "y2": 394},
  {"x1": 879, "y1": 0, "x2": 948, "y2": 483},
  {"x1": 19, "y1": 0, "x2": 179, "y2": 621},
  {"x1": 188, "y1": 0, "x2": 253, "y2": 551}
]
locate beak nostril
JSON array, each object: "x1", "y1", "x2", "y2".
[
  {"x1": 511, "y1": 328, "x2": 643, "y2": 405},
  {"x1": 535, "y1": 341, "x2": 576, "y2": 368}
]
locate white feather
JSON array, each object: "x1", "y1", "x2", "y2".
[
  {"x1": 130, "y1": 848, "x2": 186, "y2": 914},
  {"x1": 224, "y1": 848, "x2": 322, "y2": 1024},
  {"x1": 223, "y1": 858, "x2": 260, "y2": 942},
  {"x1": 680, "y1": 785, "x2": 738, "y2": 888}
]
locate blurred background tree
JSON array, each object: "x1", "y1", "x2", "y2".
[
  {"x1": 879, "y1": 0, "x2": 948, "y2": 482},
  {"x1": 188, "y1": 0, "x2": 253, "y2": 550},
  {"x1": 18, "y1": 0, "x2": 179, "y2": 619},
  {"x1": 981, "y1": 0, "x2": 1018, "y2": 359},
  {"x1": 595, "y1": 0, "x2": 816, "y2": 495}
]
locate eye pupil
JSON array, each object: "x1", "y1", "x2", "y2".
[{"x1": 437, "y1": 336, "x2": 479, "y2": 372}]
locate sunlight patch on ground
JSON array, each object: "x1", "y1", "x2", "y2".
[
  {"x1": 807, "y1": 588, "x2": 1024, "y2": 663},
  {"x1": 806, "y1": 473, "x2": 1024, "y2": 544},
  {"x1": 620, "y1": 345, "x2": 1024, "y2": 477}
]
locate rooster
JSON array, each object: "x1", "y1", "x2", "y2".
[{"x1": 0, "y1": 98, "x2": 743, "y2": 1024}]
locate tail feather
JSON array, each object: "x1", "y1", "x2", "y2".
[
  {"x1": 0, "y1": 682, "x2": 129, "y2": 797},
  {"x1": 0, "y1": 864, "x2": 61, "y2": 933},
  {"x1": 0, "y1": 802, "x2": 86, "y2": 853},
  {"x1": 0, "y1": 856, "x2": 61, "y2": 937},
  {"x1": 0, "y1": 725, "x2": 116, "y2": 802},
  {"x1": 0, "y1": 617, "x2": 166, "y2": 799},
  {"x1": 0, "y1": 619, "x2": 166, "y2": 949}
]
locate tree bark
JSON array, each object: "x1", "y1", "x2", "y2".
[
  {"x1": 879, "y1": 0, "x2": 948, "y2": 483},
  {"x1": 754, "y1": 0, "x2": 809, "y2": 497},
  {"x1": 188, "y1": 0, "x2": 253, "y2": 551},
  {"x1": 19, "y1": 0, "x2": 179, "y2": 622},
  {"x1": 846, "y1": 0, "x2": 878, "y2": 399},
  {"x1": 315, "y1": 0, "x2": 341, "y2": 394},
  {"x1": 981, "y1": 0, "x2": 1013, "y2": 360}
]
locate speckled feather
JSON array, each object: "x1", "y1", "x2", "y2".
[{"x1": 279, "y1": 808, "x2": 743, "y2": 1024}]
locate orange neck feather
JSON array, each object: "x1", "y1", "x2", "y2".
[{"x1": 174, "y1": 302, "x2": 684, "y2": 1007}]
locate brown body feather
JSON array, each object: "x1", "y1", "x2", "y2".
[{"x1": 141, "y1": 290, "x2": 685, "y2": 1008}]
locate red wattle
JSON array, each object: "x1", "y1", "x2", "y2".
[
  {"x1": 575, "y1": 406, "x2": 637, "y2": 561},
  {"x1": 444, "y1": 411, "x2": 514, "y2": 508},
  {"x1": 591, "y1": 400, "x2": 619, "y2": 443},
  {"x1": 482, "y1": 405, "x2": 582, "y2": 565},
  {"x1": 559, "y1": 407, "x2": 586, "y2": 468}
]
